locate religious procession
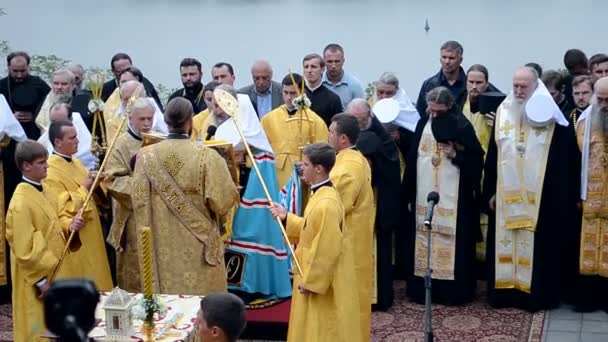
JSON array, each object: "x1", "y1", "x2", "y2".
[{"x1": 0, "y1": 40, "x2": 605, "y2": 342}]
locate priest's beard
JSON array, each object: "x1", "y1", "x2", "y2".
[
  {"x1": 47, "y1": 91, "x2": 72, "y2": 104},
  {"x1": 591, "y1": 108, "x2": 608, "y2": 136}
]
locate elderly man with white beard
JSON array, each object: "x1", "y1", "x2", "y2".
[
  {"x1": 483, "y1": 66, "x2": 580, "y2": 312},
  {"x1": 35, "y1": 69, "x2": 76, "y2": 131},
  {"x1": 571, "y1": 77, "x2": 608, "y2": 312}
]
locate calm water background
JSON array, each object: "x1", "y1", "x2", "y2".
[{"x1": 0, "y1": 0, "x2": 604, "y2": 99}]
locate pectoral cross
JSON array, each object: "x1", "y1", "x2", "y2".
[{"x1": 500, "y1": 120, "x2": 514, "y2": 136}]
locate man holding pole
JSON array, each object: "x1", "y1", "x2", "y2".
[
  {"x1": 132, "y1": 98, "x2": 239, "y2": 295},
  {"x1": 42, "y1": 120, "x2": 113, "y2": 291},
  {"x1": 6, "y1": 140, "x2": 83, "y2": 342},
  {"x1": 270, "y1": 143, "x2": 361, "y2": 342}
]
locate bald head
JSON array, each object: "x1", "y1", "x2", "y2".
[
  {"x1": 512, "y1": 66, "x2": 538, "y2": 102},
  {"x1": 119, "y1": 80, "x2": 145, "y2": 105},
  {"x1": 251, "y1": 60, "x2": 273, "y2": 94},
  {"x1": 67, "y1": 64, "x2": 84, "y2": 89},
  {"x1": 346, "y1": 98, "x2": 372, "y2": 129},
  {"x1": 49, "y1": 102, "x2": 72, "y2": 122},
  {"x1": 594, "y1": 77, "x2": 608, "y2": 113}
]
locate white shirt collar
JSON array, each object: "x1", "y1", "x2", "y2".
[
  {"x1": 311, "y1": 178, "x2": 331, "y2": 189},
  {"x1": 306, "y1": 81, "x2": 323, "y2": 92},
  {"x1": 22, "y1": 176, "x2": 41, "y2": 186},
  {"x1": 53, "y1": 150, "x2": 72, "y2": 159}
]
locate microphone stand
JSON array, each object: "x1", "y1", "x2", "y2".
[{"x1": 424, "y1": 218, "x2": 434, "y2": 342}]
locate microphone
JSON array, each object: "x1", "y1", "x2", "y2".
[
  {"x1": 424, "y1": 191, "x2": 440, "y2": 226},
  {"x1": 205, "y1": 125, "x2": 217, "y2": 141}
]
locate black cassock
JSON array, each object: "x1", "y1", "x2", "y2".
[
  {"x1": 357, "y1": 116, "x2": 402, "y2": 310},
  {"x1": 483, "y1": 122, "x2": 580, "y2": 312},
  {"x1": 403, "y1": 113, "x2": 484, "y2": 305},
  {"x1": 0, "y1": 75, "x2": 50, "y2": 140}
]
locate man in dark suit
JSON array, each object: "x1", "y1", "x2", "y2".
[{"x1": 238, "y1": 60, "x2": 283, "y2": 119}]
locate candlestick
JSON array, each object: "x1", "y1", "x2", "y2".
[{"x1": 141, "y1": 226, "x2": 154, "y2": 299}]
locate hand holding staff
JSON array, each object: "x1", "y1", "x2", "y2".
[{"x1": 49, "y1": 89, "x2": 142, "y2": 282}]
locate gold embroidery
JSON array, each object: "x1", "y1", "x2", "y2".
[
  {"x1": 500, "y1": 120, "x2": 514, "y2": 136},
  {"x1": 162, "y1": 152, "x2": 184, "y2": 176}
]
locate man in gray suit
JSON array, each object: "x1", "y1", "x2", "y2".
[{"x1": 239, "y1": 60, "x2": 283, "y2": 118}]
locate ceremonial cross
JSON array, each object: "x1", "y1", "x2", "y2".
[
  {"x1": 499, "y1": 237, "x2": 512, "y2": 248},
  {"x1": 500, "y1": 120, "x2": 514, "y2": 136}
]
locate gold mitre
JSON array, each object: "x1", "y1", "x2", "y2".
[{"x1": 213, "y1": 88, "x2": 240, "y2": 118}]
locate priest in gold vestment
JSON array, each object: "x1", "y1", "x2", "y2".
[
  {"x1": 484, "y1": 67, "x2": 580, "y2": 311},
  {"x1": 404, "y1": 87, "x2": 484, "y2": 305},
  {"x1": 261, "y1": 73, "x2": 328, "y2": 190},
  {"x1": 105, "y1": 98, "x2": 154, "y2": 292},
  {"x1": 191, "y1": 81, "x2": 219, "y2": 141},
  {"x1": 43, "y1": 120, "x2": 113, "y2": 291},
  {"x1": 34, "y1": 69, "x2": 75, "y2": 131},
  {"x1": 132, "y1": 98, "x2": 239, "y2": 295},
  {"x1": 105, "y1": 80, "x2": 167, "y2": 140},
  {"x1": 270, "y1": 143, "x2": 361, "y2": 342},
  {"x1": 6, "y1": 140, "x2": 83, "y2": 342},
  {"x1": 327, "y1": 114, "x2": 374, "y2": 340},
  {"x1": 572, "y1": 77, "x2": 608, "y2": 311}
]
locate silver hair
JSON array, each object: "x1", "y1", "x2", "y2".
[
  {"x1": 376, "y1": 72, "x2": 399, "y2": 89},
  {"x1": 119, "y1": 80, "x2": 145, "y2": 99},
  {"x1": 440, "y1": 40, "x2": 463, "y2": 55},
  {"x1": 131, "y1": 97, "x2": 155, "y2": 114},
  {"x1": 425, "y1": 86, "x2": 455, "y2": 108},
  {"x1": 216, "y1": 83, "x2": 238, "y2": 99},
  {"x1": 52, "y1": 68, "x2": 75, "y2": 84},
  {"x1": 346, "y1": 98, "x2": 371, "y2": 115},
  {"x1": 66, "y1": 63, "x2": 84, "y2": 76}
]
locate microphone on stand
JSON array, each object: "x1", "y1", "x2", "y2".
[
  {"x1": 205, "y1": 125, "x2": 217, "y2": 141},
  {"x1": 423, "y1": 191, "x2": 439, "y2": 342},
  {"x1": 424, "y1": 191, "x2": 440, "y2": 226}
]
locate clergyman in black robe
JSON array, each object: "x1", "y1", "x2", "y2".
[
  {"x1": 483, "y1": 96, "x2": 580, "y2": 312},
  {"x1": 356, "y1": 113, "x2": 402, "y2": 311},
  {"x1": 403, "y1": 95, "x2": 483, "y2": 305}
]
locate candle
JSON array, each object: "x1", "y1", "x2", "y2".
[{"x1": 141, "y1": 227, "x2": 154, "y2": 299}]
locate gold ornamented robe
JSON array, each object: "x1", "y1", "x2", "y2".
[
  {"x1": 43, "y1": 154, "x2": 113, "y2": 291},
  {"x1": 103, "y1": 89, "x2": 123, "y2": 140},
  {"x1": 33, "y1": 93, "x2": 54, "y2": 131},
  {"x1": 329, "y1": 148, "x2": 374, "y2": 341},
  {"x1": 132, "y1": 138, "x2": 239, "y2": 295},
  {"x1": 285, "y1": 185, "x2": 361, "y2": 342},
  {"x1": 105, "y1": 130, "x2": 143, "y2": 292},
  {"x1": 463, "y1": 98, "x2": 492, "y2": 261},
  {"x1": 191, "y1": 109, "x2": 210, "y2": 141},
  {"x1": 576, "y1": 118, "x2": 608, "y2": 276},
  {"x1": 261, "y1": 105, "x2": 328, "y2": 190},
  {"x1": 493, "y1": 102, "x2": 555, "y2": 292},
  {"x1": 6, "y1": 182, "x2": 81, "y2": 342},
  {"x1": 414, "y1": 121, "x2": 461, "y2": 280}
]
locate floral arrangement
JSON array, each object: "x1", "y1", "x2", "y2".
[
  {"x1": 292, "y1": 94, "x2": 311, "y2": 111},
  {"x1": 131, "y1": 296, "x2": 167, "y2": 323}
]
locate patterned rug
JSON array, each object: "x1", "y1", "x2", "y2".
[
  {"x1": 0, "y1": 281, "x2": 545, "y2": 342},
  {"x1": 371, "y1": 281, "x2": 545, "y2": 342}
]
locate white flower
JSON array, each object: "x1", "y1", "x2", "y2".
[
  {"x1": 88, "y1": 99, "x2": 105, "y2": 113},
  {"x1": 292, "y1": 94, "x2": 311, "y2": 111},
  {"x1": 131, "y1": 302, "x2": 147, "y2": 320}
]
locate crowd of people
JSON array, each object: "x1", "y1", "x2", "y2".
[{"x1": 0, "y1": 40, "x2": 606, "y2": 341}]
